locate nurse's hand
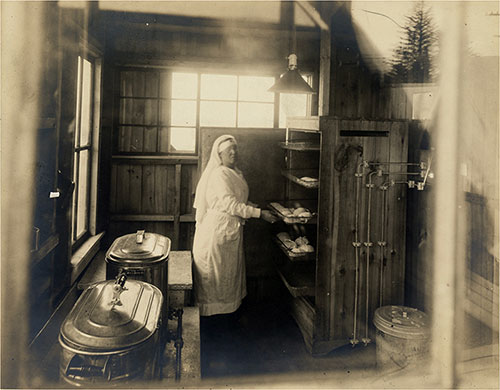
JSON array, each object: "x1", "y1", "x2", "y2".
[{"x1": 261, "y1": 210, "x2": 278, "y2": 223}]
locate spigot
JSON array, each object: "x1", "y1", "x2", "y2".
[
  {"x1": 350, "y1": 338, "x2": 359, "y2": 347},
  {"x1": 408, "y1": 180, "x2": 415, "y2": 188},
  {"x1": 361, "y1": 337, "x2": 371, "y2": 346}
]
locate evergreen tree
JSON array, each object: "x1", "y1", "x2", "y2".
[{"x1": 389, "y1": 2, "x2": 438, "y2": 83}]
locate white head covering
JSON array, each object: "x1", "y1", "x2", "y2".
[{"x1": 194, "y1": 135, "x2": 237, "y2": 223}]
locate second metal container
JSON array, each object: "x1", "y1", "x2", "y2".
[
  {"x1": 105, "y1": 230, "x2": 171, "y2": 300},
  {"x1": 373, "y1": 305, "x2": 430, "y2": 370}
]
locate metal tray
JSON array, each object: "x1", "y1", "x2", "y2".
[
  {"x1": 268, "y1": 202, "x2": 316, "y2": 224},
  {"x1": 274, "y1": 236, "x2": 315, "y2": 261}
]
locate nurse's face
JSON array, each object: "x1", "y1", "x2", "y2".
[{"x1": 219, "y1": 144, "x2": 238, "y2": 169}]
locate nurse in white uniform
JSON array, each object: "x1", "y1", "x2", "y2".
[{"x1": 193, "y1": 135, "x2": 275, "y2": 316}]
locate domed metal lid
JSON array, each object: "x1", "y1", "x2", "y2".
[
  {"x1": 59, "y1": 279, "x2": 163, "y2": 352},
  {"x1": 106, "y1": 231, "x2": 170, "y2": 265},
  {"x1": 373, "y1": 305, "x2": 430, "y2": 339}
]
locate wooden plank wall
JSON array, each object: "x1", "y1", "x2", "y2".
[
  {"x1": 109, "y1": 160, "x2": 197, "y2": 250},
  {"x1": 103, "y1": 11, "x2": 320, "y2": 76}
]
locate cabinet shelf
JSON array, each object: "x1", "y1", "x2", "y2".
[
  {"x1": 275, "y1": 262, "x2": 315, "y2": 298},
  {"x1": 274, "y1": 237, "x2": 315, "y2": 262},
  {"x1": 281, "y1": 169, "x2": 319, "y2": 189},
  {"x1": 277, "y1": 116, "x2": 409, "y2": 355},
  {"x1": 279, "y1": 141, "x2": 320, "y2": 152},
  {"x1": 286, "y1": 116, "x2": 320, "y2": 132}
]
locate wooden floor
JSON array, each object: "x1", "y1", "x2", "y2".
[{"x1": 199, "y1": 300, "x2": 377, "y2": 379}]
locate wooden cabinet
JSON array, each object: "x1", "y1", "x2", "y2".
[{"x1": 274, "y1": 116, "x2": 410, "y2": 355}]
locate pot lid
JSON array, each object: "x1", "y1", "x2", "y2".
[
  {"x1": 59, "y1": 279, "x2": 163, "y2": 352},
  {"x1": 106, "y1": 231, "x2": 170, "y2": 264},
  {"x1": 373, "y1": 305, "x2": 430, "y2": 339}
]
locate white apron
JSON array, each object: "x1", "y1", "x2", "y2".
[{"x1": 192, "y1": 165, "x2": 260, "y2": 316}]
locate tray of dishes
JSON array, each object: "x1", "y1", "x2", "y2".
[
  {"x1": 268, "y1": 202, "x2": 316, "y2": 224},
  {"x1": 281, "y1": 170, "x2": 319, "y2": 189},
  {"x1": 274, "y1": 232, "x2": 315, "y2": 261}
]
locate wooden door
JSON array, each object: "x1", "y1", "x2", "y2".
[{"x1": 316, "y1": 117, "x2": 409, "y2": 351}]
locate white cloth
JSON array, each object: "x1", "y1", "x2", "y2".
[
  {"x1": 192, "y1": 135, "x2": 260, "y2": 316},
  {"x1": 194, "y1": 135, "x2": 236, "y2": 224}
]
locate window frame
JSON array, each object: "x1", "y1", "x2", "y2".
[{"x1": 71, "y1": 53, "x2": 102, "y2": 251}]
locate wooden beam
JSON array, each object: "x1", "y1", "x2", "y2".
[
  {"x1": 110, "y1": 213, "x2": 196, "y2": 223},
  {"x1": 111, "y1": 214, "x2": 175, "y2": 222},
  {"x1": 112, "y1": 155, "x2": 198, "y2": 165},
  {"x1": 318, "y1": 27, "x2": 331, "y2": 116},
  {"x1": 173, "y1": 164, "x2": 182, "y2": 250},
  {"x1": 296, "y1": 1, "x2": 330, "y2": 31},
  {"x1": 296, "y1": 1, "x2": 334, "y2": 116},
  {"x1": 107, "y1": 16, "x2": 319, "y2": 38}
]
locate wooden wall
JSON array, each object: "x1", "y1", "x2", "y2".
[
  {"x1": 109, "y1": 159, "x2": 198, "y2": 249},
  {"x1": 102, "y1": 11, "x2": 320, "y2": 74},
  {"x1": 30, "y1": 1, "x2": 61, "y2": 336},
  {"x1": 27, "y1": 3, "x2": 108, "y2": 344},
  {"x1": 30, "y1": 4, "x2": 82, "y2": 341},
  {"x1": 101, "y1": 11, "x2": 321, "y2": 255}
]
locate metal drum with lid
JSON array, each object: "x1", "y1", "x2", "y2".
[
  {"x1": 106, "y1": 230, "x2": 170, "y2": 301},
  {"x1": 373, "y1": 305, "x2": 430, "y2": 370},
  {"x1": 59, "y1": 276, "x2": 163, "y2": 385}
]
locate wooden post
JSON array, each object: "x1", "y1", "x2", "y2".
[
  {"x1": 431, "y1": 3, "x2": 466, "y2": 387},
  {"x1": 1, "y1": 2, "x2": 45, "y2": 387},
  {"x1": 173, "y1": 164, "x2": 182, "y2": 250},
  {"x1": 318, "y1": 27, "x2": 331, "y2": 116}
]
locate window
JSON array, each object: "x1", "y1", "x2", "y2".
[
  {"x1": 72, "y1": 55, "x2": 100, "y2": 248},
  {"x1": 116, "y1": 69, "x2": 312, "y2": 155},
  {"x1": 199, "y1": 74, "x2": 275, "y2": 128},
  {"x1": 170, "y1": 72, "x2": 198, "y2": 152},
  {"x1": 279, "y1": 92, "x2": 310, "y2": 128}
]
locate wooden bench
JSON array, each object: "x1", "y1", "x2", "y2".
[{"x1": 167, "y1": 251, "x2": 193, "y2": 308}]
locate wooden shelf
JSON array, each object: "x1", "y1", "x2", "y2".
[
  {"x1": 279, "y1": 141, "x2": 320, "y2": 152},
  {"x1": 286, "y1": 116, "x2": 320, "y2": 132},
  {"x1": 275, "y1": 262, "x2": 315, "y2": 298},
  {"x1": 274, "y1": 237, "x2": 315, "y2": 262},
  {"x1": 281, "y1": 169, "x2": 319, "y2": 189}
]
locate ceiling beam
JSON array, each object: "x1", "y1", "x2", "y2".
[{"x1": 296, "y1": 1, "x2": 330, "y2": 31}]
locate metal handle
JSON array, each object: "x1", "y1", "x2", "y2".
[
  {"x1": 136, "y1": 229, "x2": 146, "y2": 244},
  {"x1": 32, "y1": 226, "x2": 40, "y2": 251},
  {"x1": 110, "y1": 272, "x2": 127, "y2": 308},
  {"x1": 115, "y1": 271, "x2": 127, "y2": 288}
]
